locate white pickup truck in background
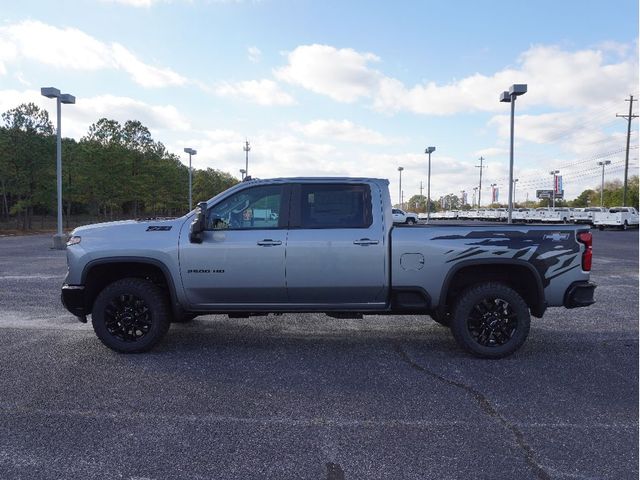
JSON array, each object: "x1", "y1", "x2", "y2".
[
  {"x1": 593, "y1": 207, "x2": 639, "y2": 230},
  {"x1": 573, "y1": 207, "x2": 606, "y2": 225},
  {"x1": 540, "y1": 208, "x2": 572, "y2": 224},
  {"x1": 392, "y1": 208, "x2": 419, "y2": 224}
]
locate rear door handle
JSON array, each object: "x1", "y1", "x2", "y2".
[
  {"x1": 353, "y1": 238, "x2": 379, "y2": 246},
  {"x1": 257, "y1": 239, "x2": 282, "y2": 246}
]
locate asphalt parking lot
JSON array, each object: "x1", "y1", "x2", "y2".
[{"x1": 0, "y1": 228, "x2": 638, "y2": 480}]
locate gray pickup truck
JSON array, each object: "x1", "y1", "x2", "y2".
[{"x1": 62, "y1": 177, "x2": 595, "y2": 358}]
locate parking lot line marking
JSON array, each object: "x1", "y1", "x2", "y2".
[{"x1": 0, "y1": 275, "x2": 64, "y2": 280}]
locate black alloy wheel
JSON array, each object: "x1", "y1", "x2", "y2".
[
  {"x1": 104, "y1": 293, "x2": 152, "y2": 342},
  {"x1": 92, "y1": 278, "x2": 170, "y2": 353},
  {"x1": 466, "y1": 297, "x2": 517, "y2": 347},
  {"x1": 450, "y1": 282, "x2": 530, "y2": 358}
]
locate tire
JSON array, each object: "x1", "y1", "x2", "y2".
[
  {"x1": 450, "y1": 282, "x2": 530, "y2": 359},
  {"x1": 621, "y1": 221, "x2": 628, "y2": 231},
  {"x1": 407, "y1": 218, "x2": 416, "y2": 225},
  {"x1": 92, "y1": 278, "x2": 171, "y2": 353},
  {"x1": 598, "y1": 225, "x2": 604, "y2": 231}
]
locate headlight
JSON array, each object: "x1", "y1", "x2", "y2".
[{"x1": 67, "y1": 236, "x2": 81, "y2": 246}]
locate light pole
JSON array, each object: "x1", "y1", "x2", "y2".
[
  {"x1": 425, "y1": 147, "x2": 436, "y2": 223},
  {"x1": 243, "y1": 139, "x2": 251, "y2": 177},
  {"x1": 184, "y1": 148, "x2": 197, "y2": 211},
  {"x1": 240, "y1": 168, "x2": 246, "y2": 180},
  {"x1": 549, "y1": 170, "x2": 559, "y2": 208},
  {"x1": 513, "y1": 178, "x2": 519, "y2": 206},
  {"x1": 397, "y1": 166, "x2": 404, "y2": 208},
  {"x1": 41, "y1": 87, "x2": 75, "y2": 249},
  {"x1": 597, "y1": 160, "x2": 611, "y2": 207},
  {"x1": 500, "y1": 84, "x2": 527, "y2": 224}
]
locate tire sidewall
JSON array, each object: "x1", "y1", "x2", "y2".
[
  {"x1": 450, "y1": 283, "x2": 531, "y2": 358},
  {"x1": 92, "y1": 278, "x2": 170, "y2": 353}
]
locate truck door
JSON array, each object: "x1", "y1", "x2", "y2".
[
  {"x1": 285, "y1": 183, "x2": 387, "y2": 306},
  {"x1": 180, "y1": 184, "x2": 290, "y2": 306}
]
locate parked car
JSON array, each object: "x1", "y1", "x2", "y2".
[
  {"x1": 62, "y1": 177, "x2": 596, "y2": 358},
  {"x1": 593, "y1": 207, "x2": 639, "y2": 230},
  {"x1": 540, "y1": 208, "x2": 572, "y2": 223},
  {"x1": 573, "y1": 207, "x2": 606, "y2": 225},
  {"x1": 392, "y1": 208, "x2": 419, "y2": 224}
]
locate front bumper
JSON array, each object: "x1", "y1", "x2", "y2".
[
  {"x1": 61, "y1": 284, "x2": 88, "y2": 318},
  {"x1": 563, "y1": 281, "x2": 596, "y2": 308}
]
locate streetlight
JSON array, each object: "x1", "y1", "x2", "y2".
[
  {"x1": 397, "y1": 166, "x2": 404, "y2": 208},
  {"x1": 425, "y1": 146, "x2": 436, "y2": 223},
  {"x1": 597, "y1": 160, "x2": 611, "y2": 207},
  {"x1": 513, "y1": 178, "x2": 519, "y2": 205},
  {"x1": 500, "y1": 84, "x2": 527, "y2": 224},
  {"x1": 41, "y1": 87, "x2": 75, "y2": 249},
  {"x1": 240, "y1": 168, "x2": 246, "y2": 180},
  {"x1": 184, "y1": 148, "x2": 197, "y2": 210},
  {"x1": 243, "y1": 139, "x2": 251, "y2": 177},
  {"x1": 549, "y1": 170, "x2": 559, "y2": 208}
]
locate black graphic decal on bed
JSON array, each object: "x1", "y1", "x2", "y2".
[{"x1": 432, "y1": 230, "x2": 579, "y2": 287}]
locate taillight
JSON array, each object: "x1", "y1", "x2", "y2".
[{"x1": 577, "y1": 231, "x2": 592, "y2": 271}]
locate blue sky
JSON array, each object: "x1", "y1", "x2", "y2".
[{"x1": 1, "y1": 0, "x2": 638, "y2": 205}]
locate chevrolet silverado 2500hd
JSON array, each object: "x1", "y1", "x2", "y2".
[{"x1": 62, "y1": 178, "x2": 596, "y2": 358}]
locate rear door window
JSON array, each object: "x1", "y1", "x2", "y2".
[{"x1": 296, "y1": 184, "x2": 372, "y2": 229}]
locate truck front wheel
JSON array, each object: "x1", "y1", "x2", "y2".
[
  {"x1": 450, "y1": 282, "x2": 530, "y2": 358},
  {"x1": 91, "y1": 278, "x2": 171, "y2": 353}
]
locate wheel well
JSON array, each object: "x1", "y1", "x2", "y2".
[
  {"x1": 83, "y1": 262, "x2": 172, "y2": 313},
  {"x1": 443, "y1": 264, "x2": 544, "y2": 317}
]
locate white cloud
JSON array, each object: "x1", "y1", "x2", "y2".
[
  {"x1": 374, "y1": 45, "x2": 637, "y2": 115},
  {"x1": 273, "y1": 43, "x2": 637, "y2": 115},
  {"x1": 248, "y1": 46, "x2": 261, "y2": 63},
  {"x1": 0, "y1": 89, "x2": 190, "y2": 140},
  {"x1": 275, "y1": 44, "x2": 381, "y2": 103},
  {"x1": 214, "y1": 79, "x2": 295, "y2": 106},
  {"x1": 0, "y1": 20, "x2": 187, "y2": 88},
  {"x1": 290, "y1": 119, "x2": 396, "y2": 145},
  {"x1": 109, "y1": 43, "x2": 187, "y2": 88}
]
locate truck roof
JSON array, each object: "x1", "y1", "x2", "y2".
[{"x1": 243, "y1": 177, "x2": 389, "y2": 184}]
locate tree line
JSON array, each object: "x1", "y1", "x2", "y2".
[{"x1": 0, "y1": 103, "x2": 238, "y2": 230}]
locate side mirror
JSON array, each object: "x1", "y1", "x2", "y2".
[{"x1": 189, "y1": 201, "x2": 208, "y2": 244}]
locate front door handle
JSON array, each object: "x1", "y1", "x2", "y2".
[
  {"x1": 257, "y1": 239, "x2": 282, "y2": 246},
  {"x1": 354, "y1": 238, "x2": 379, "y2": 246}
]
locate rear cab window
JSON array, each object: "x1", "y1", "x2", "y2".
[{"x1": 291, "y1": 183, "x2": 373, "y2": 229}]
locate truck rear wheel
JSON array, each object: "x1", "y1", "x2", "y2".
[
  {"x1": 91, "y1": 278, "x2": 171, "y2": 353},
  {"x1": 450, "y1": 282, "x2": 530, "y2": 358}
]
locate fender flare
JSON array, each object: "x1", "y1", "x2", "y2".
[
  {"x1": 81, "y1": 256, "x2": 182, "y2": 316},
  {"x1": 437, "y1": 258, "x2": 546, "y2": 317}
]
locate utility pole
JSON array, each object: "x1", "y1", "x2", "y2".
[
  {"x1": 419, "y1": 181, "x2": 423, "y2": 197},
  {"x1": 243, "y1": 139, "x2": 251, "y2": 178},
  {"x1": 616, "y1": 95, "x2": 638, "y2": 206},
  {"x1": 475, "y1": 157, "x2": 486, "y2": 208}
]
